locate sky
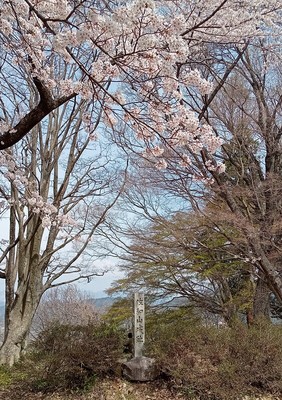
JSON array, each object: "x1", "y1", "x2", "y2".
[
  {"x1": 0, "y1": 207, "x2": 125, "y2": 304},
  {"x1": 77, "y1": 268, "x2": 124, "y2": 298},
  {"x1": 0, "y1": 213, "x2": 124, "y2": 302},
  {"x1": 0, "y1": 267, "x2": 124, "y2": 305}
]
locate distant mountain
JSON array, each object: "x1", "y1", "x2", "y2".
[
  {"x1": 90, "y1": 296, "x2": 118, "y2": 311},
  {"x1": 0, "y1": 296, "x2": 118, "y2": 328}
]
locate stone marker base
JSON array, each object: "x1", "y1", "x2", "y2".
[{"x1": 122, "y1": 356, "x2": 158, "y2": 382}]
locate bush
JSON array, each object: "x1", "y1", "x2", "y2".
[
  {"x1": 0, "y1": 366, "x2": 13, "y2": 387},
  {"x1": 146, "y1": 316, "x2": 282, "y2": 400},
  {"x1": 26, "y1": 321, "x2": 124, "y2": 392}
]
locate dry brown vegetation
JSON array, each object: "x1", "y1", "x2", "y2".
[
  {"x1": 0, "y1": 379, "x2": 186, "y2": 400},
  {"x1": 1, "y1": 316, "x2": 282, "y2": 400},
  {"x1": 0, "y1": 379, "x2": 279, "y2": 400}
]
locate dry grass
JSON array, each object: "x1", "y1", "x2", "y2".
[
  {"x1": 0, "y1": 378, "x2": 185, "y2": 400},
  {"x1": 0, "y1": 379, "x2": 280, "y2": 400}
]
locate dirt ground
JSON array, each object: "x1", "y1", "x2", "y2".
[
  {"x1": 0, "y1": 379, "x2": 280, "y2": 400},
  {"x1": 0, "y1": 379, "x2": 186, "y2": 400}
]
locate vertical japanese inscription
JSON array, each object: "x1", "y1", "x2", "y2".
[{"x1": 134, "y1": 292, "x2": 145, "y2": 357}]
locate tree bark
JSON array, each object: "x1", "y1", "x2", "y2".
[
  {"x1": 0, "y1": 78, "x2": 76, "y2": 150},
  {"x1": 253, "y1": 273, "x2": 271, "y2": 321},
  {"x1": 0, "y1": 271, "x2": 43, "y2": 366}
]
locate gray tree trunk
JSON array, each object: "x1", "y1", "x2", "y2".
[
  {"x1": 253, "y1": 274, "x2": 271, "y2": 321},
  {"x1": 0, "y1": 273, "x2": 43, "y2": 366}
]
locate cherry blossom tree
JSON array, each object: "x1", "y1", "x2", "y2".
[
  {"x1": 177, "y1": 42, "x2": 282, "y2": 315},
  {"x1": 107, "y1": 40, "x2": 282, "y2": 322},
  {"x1": 0, "y1": 0, "x2": 281, "y2": 366},
  {"x1": 32, "y1": 285, "x2": 99, "y2": 337},
  {"x1": 0, "y1": 0, "x2": 280, "y2": 156},
  {"x1": 0, "y1": 89, "x2": 126, "y2": 366}
]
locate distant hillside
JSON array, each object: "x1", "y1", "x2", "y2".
[
  {"x1": 90, "y1": 297, "x2": 119, "y2": 311},
  {"x1": 0, "y1": 297, "x2": 118, "y2": 327}
]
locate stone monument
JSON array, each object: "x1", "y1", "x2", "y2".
[
  {"x1": 134, "y1": 292, "x2": 145, "y2": 357},
  {"x1": 122, "y1": 292, "x2": 158, "y2": 382}
]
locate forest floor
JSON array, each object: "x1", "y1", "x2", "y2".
[
  {"x1": 0, "y1": 378, "x2": 186, "y2": 400},
  {"x1": 0, "y1": 379, "x2": 280, "y2": 400}
]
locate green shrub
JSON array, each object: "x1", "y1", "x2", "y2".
[
  {"x1": 26, "y1": 321, "x2": 124, "y2": 392},
  {"x1": 146, "y1": 316, "x2": 282, "y2": 400},
  {"x1": 0, "y1": 366, "x2": 13, "y2": 387}
]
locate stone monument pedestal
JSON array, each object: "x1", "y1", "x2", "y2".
[{"x1": 122, "y1": 356, "x2": 158, "y2": 382}]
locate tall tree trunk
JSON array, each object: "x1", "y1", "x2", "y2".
[
  {"x1": 253, "y1": 273, "x2": 271, "y2": 321},
  {"x1": 0, "y1": 274, "x2": 43, "y2": 366},
  {"x1": 0, "y1": 309, "x2": 33, "y2": 366}
]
